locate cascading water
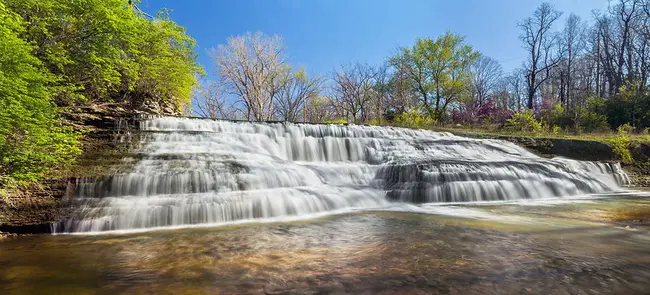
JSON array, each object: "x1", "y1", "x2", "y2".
[{"x1": 57, "y1": 117, "x2": 630, "y2": 233}]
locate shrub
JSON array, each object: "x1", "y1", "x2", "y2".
[
  {"x1": 607, "y1": 135, "x2": 632, "y2": 163},
  {"x1": 551, "y1": 125, "x2": 561, "y2": 134},
  {"x1": 506, "y1": 110, "x2": 542, "y2": 133},
  {"x1": 452, "y1": 100, "x2": 513, "y2": 127},
  {"x1": 395, "y1": 108, "x2": 437, "y2": 129},
  {"x1": 578, "y1": 111, "x2": 610, "y2": 133},
  {"x1": 323, "y1": 119, "x2": 348, "y2": 125},
  {"x1": 366, "y1": 118, "x2": 387, "y2": 126},
  {"x1": 617, "y1": 123, "x2": 634, "y2": 135}
]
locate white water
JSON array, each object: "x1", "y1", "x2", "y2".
[{"x1": 57, "y1": 117, "x2": 630, "y2": 233}]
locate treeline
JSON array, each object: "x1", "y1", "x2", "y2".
[
  {"x1": 1, "y1": 0, "x2": 201, "y2": 189},
  {"x1": 197, "y1": 0, "x2": 650, "y2": 135}
]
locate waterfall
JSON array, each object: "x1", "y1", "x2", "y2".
[{"x1": 57, "y1": 117, "x2": 629, "y2": 233}]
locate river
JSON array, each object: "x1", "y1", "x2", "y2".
[{"x1": 2, "y1": 194, "x2": 650, "y2": 294}]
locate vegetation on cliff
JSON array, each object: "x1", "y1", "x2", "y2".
[{"x1": 0, "y1": 0, "x2": 202, "y2": 193}]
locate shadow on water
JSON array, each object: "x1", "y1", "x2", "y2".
[{"x1": 2, "y1": 196, "x2": 650, "y2": 294}]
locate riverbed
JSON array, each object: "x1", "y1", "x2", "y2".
[{"x1": 2, "y1": 194, "x2": 650, "y2": 294}]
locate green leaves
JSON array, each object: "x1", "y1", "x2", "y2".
[
  {"x1": 0, "y1": 2, "x2": 79, "y2": 187},
  {"x1": 393, "y1": 32, "x2": 479, "y2": 120},
  {"x1": 0, "y1": 0, "x2": 202, "y2": 187},
  {"x1": 4, "y1": 0, "x2": 202, "y2": 110}
]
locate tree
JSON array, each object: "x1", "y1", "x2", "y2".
[
  {"x1": 193, "y1": 78, "x2": 238, "y2": 119},
  {"x1": 4, "y1": 0, "x2": 202, "y2": 112},
  {"x1": 559, "y1": 13, "x2": 587, "y2": 106},
  {"x1": 469, "y1": 55, "x2": 504, "y2": 107},
  {"x1": 519, "y1": 2, "x2": 563, "y2": 109},
  {"x1": 331, "y1": 63, "x2": 377, "y2": 123},
  {"x1": 505, "y1": 69, "x2": 527, "y2": 111},
  {"x1": 211, "y1": 32, "x2": 287, "y2": 121},
  {"x1": 393, "y1": 32, "x2": 479, "y2": 120},
  {"x1": 274, "y1": 68, "x2": 323, "y2": 122},
  {"x1": 0, "y1": 2, "x2": 79, "y2": 187},
  {"x1": 305, "y1": 96, "x2": 336, "y2": 123}
]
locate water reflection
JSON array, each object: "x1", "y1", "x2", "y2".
[{"x1": 3, "y1": 197, "x2": 650, "y2": 294}]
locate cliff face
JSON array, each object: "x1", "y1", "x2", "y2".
[{"x1": 0, "y1": 103, "x2": 146, "y2": 234}]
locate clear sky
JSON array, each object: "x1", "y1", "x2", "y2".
[{"x1": 140, "y1": 0, "x2": 609, "y2": 78}]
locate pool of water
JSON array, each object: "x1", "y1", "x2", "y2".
[{"x1": 2, "y1": 194, "x2": 650, "y2": 294}]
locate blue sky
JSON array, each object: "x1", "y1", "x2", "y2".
[{"x1": 141, "y1": 0, "x2": 609, "y2": 78}]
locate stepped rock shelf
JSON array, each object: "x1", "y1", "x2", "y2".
[{"x1": 55, "y1": 117, "x2": 629, "y2": 233}]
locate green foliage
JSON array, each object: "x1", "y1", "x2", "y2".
[
  {"x1": 506, "y1": 110, "x2": 542, "y2": 133},
  {"x1": 1, "y1": 0, "x2": 203, "y2": 189},
  {"x1": 578, "y1": 111, "x2": 610, "y2": 133},
  {"x1": 395, "y1": 108, "x2": 437, "y2": 129},
  {"x1": 366, "y1": 118, "x2": 387, "y2": 126},
  {"x1": 617, "y1": 123, "x2": 634, "y2": 135},
  {"x1": 0, "y1": 3, "x2": 80, "y2": 187},
  {"x1": 607, "y1": 135, "x2": 633, "y2": 163},
  {"x1": 551, "y1": 125, "x2": 561, "y2": 134},
  {"x1": 394, "y1": 32, "x2": 479, "y2": 120},
  {"x1": 4, "y1": 0, "x2": 202, "y2": 110},
  {"x1": 323, "y1": 119, "x2": 348, "y2": 125}
]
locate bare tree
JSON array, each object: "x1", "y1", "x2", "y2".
[
  {"x1": 331, "y1": 63, "x2": 377, "y2": 124},
  {"x1": 519, "y1": 2, "x2": 563, "y2": 109},
  {"x1": 274, "y1": 68, "x2": 323, "y2": 122},
  {"x1": 560, "y1": 13, "x2": 587, "y2": 106},
  {"x1": 469, "y1": 55, "x2": 504, "y2": 106},
  {"x1": 506, "y1": 69, "x2": 527, "y2": 111},
  {"x1": 193, "y1": 78, "x2": 239, "y2": 119},
  {"x1": 210, "y1": 32, "x2": 287, "y2": 121}
]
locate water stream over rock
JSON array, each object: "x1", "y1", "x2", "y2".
[{"x1": 57, "y1": 117, "x2": 630, "y2": 233}]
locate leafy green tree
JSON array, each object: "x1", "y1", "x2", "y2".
[
  {"x1": 4, "y1": 0, "x2": 202, "y2": 111},
  {"x1": 393, "y1": 32, "x2": 479, "y2": 121},
  {"x1": 0, "y1": 3, "x2": 79, "y2": 188},
  {"x1": 1, "y1": 0, "x2": 202, "y2": 191}
]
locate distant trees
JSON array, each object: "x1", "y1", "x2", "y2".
[
  {"x1": 330, "y1": 63, "x2": 378, "y2": 123},
  {"x1": 211, "y1": 32, "x2": 287, "y2": 121},
  {"x1": 193, "y1": 79, "x2": 237, "y2": 120},
  {"x1": 469, "y1": 55, "x2": 504, "y2": 107},
  {"x1": 391, "y1": 33, "x2": 480, "y2": 120},
  {"x1": 196, "y1": 1, "x2": 650, "y2": 133},
  {"x1": 275, "y1": 68, "x2": 323, "y2": 122},
  {"x1": 519, "y1": 2, "x2": 563, "y2": 109}
]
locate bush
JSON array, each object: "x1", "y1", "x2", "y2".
[
  {"x1": 323, "y1": 119, "x2": 348, "y2": 125},
  {"x1": 617, "y1": 123, "x2": 634, "y2": 135},
  {"x1": 607, "y1": 135, "x2": 632, "y2": 163},
  {"x1": 366, "y1": 118, "x2": 387, "y2": 126},
  {"x1": 506, "y1": 110, "x2": 542, "y2": 133},
  {"x1": 395, "y1": 108, "x2": 437, "y2": 129},
  {"x1": 551, "y1": 125, "x2": 561, "y2": 134},
  {"x1": 451, "y1": 100, "x2": 512, "y2": 127},
  {"x1": 578, "y1": 111, "x2": 610, "y2": 133}
]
